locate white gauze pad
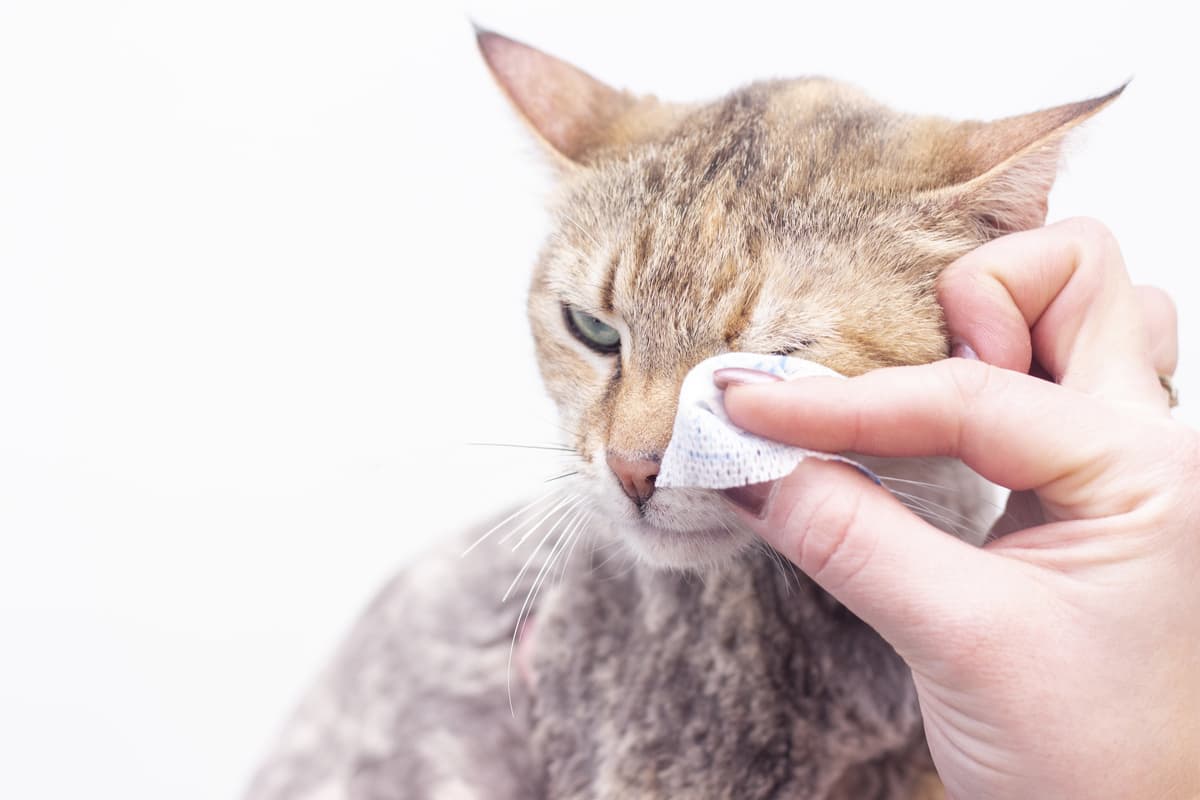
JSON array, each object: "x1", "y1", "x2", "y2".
[{"x1": 656, "y1": 352, "x2": 879, "y2": 490}]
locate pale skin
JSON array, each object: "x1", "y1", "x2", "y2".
[{"x1": 722, "y1": 218, "x2": 1200, "y2": 799}]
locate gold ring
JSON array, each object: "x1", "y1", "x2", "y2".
[{"x1": 1159, "y1": 375, "x2": 1179, "y2": 408}]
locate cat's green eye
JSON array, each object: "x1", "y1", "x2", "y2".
[{"x1": 564, "y1": 305, "x2": 621, "y2": 354}]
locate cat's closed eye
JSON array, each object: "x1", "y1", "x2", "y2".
[
  {"x1": 563, "y1": 305, "x2": 621, "y2": 354},
  {"x1": 769, "y1": 338, "x2": 816, "y2": 357}
]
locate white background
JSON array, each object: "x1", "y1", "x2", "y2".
[{"x1": 1, "y1": 1, "x2": 1196, "y2": 797}]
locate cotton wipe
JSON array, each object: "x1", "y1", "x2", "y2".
[{"x1": 655, "y1": 353, "x2": 878, "y2": 490}]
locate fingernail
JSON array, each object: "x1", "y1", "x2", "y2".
[
  {"x1": 713, "y1": 368, "x2": 784, "y2": 390},
  {"x1": 950, "y1": 339, "x2": 979, "y2": 361},
  {"x1": 719, "y1": 480, "x2": 781, "y2": 521}
]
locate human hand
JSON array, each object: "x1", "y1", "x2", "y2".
[{"x1": 721, "y1": 219, "x2": 1200, "y2": 799}]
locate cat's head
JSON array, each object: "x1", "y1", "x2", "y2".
[{"x1": 477, "y1": 30, "x2": 1118, "y2": 570}]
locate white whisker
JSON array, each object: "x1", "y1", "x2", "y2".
[
  {"x1": 603, "y1": 553, "x2": 640, "y2": 583},
  {"x1": 502, "y1": 495, "x2": 585, "y2": 602},
  {"x1": 756, "y1": 537, "x2": 799, "y2": 594},
  {"x1": 877, "y1": 474, "x2": 954, "y2": 490},
  {"x1": 891, "y1": 489, "x2": 980, "y2": 539},
  {"x1": 890, "y1": 488, "x2": 978, "y2": 527},
  {"x1": 592, "y1": 537, "x2": 630, "y2": 573},
  {"x1": 501, "y1": 493, "x2": 576, "y2": 547},
  {"x1": 461, "y1": 489, "x2": 561, "y2": 557},
  {"x1": 466, "y1": 441, "x2": 578, "y2": 453},
  {"x1": 555, "y1": 509, "x2": 593, "y2": 585},
  {"x1": 878, "y1": 473, "x2": 1006, "y2": 513},
  {"x1": 506, "y1": 506, "x2": 580, "y2": 716}
]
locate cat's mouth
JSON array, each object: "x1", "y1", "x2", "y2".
[{"x1": 601, "y1": 488, "x2": 757, "y2": 569}]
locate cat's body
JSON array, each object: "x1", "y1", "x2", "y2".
[
  {"x1": 241, "y1": 462, "x2": 984, "y2": 796},
  {"x1": 248, "y1": 462, "x2": 986, "y2": 800},
  {"x1": 246, "y1": 31, "x2": 1117, "y2": 800}
]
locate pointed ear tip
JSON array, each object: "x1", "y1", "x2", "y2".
[
  {"x1": 473, "y1": 26, "x2": 496, "y2": 46},
  {"x1": 1084, "y1": 80, "x2": 1129, "y2": 112},
  {"x1": 472, "y1": 25, "x2": 511, "y2": 55},
  {"x1": 1100, "y1": 79, "x2": 1130, "y2": 102},
  {"x1": 1039, "y1": 81, "x2": 1127, "y2": 128}
]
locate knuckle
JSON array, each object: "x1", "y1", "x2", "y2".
[
  {"x1": 940, "y1": 357, "x2": 994, "y2": 411},
  {"x1": 1059, "y1": 215, "x2": 1117, "y2": 250},
  {"x1": 783, "y1": 481, "x2": 870, "y2": 591},
  {"x1": 936, "y1": 254, "x2": 972, "y2": 293},
  {"x1": 936, "y1": 359, "x2": 1006, "y2": 457},
  {"x1": 1059, "y1": 216, "x2": 1125, "y2": 275},
  {"x1": 942, "y1": 356, "x2": 991, "y2": 398},
  {"x1": 1136, "y1": 284, "x2": 1179, "y2": 325},
  {"x1": 1113, "y1": 423, "x2": 1198, "y2": 526},
  {"x1": 1137, "y1": 283, "x2": 1176, "y2": 309}
]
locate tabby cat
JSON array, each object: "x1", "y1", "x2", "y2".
[{"x1": 245, "y1": 29, "x2": 1119, "y2": 800}]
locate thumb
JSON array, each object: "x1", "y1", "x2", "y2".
[{"x1": 744, "y1": 457, "x2": 1008, "y2": 662}]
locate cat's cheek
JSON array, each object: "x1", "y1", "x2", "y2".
[{"x1": 530, "y1": 340, "x2": 620, "y2": 450}]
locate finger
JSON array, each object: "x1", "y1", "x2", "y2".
[
  {"x1": 938, "y1": 217, "x2": 1164, "y2": 408},
  {"x1": 1134, "y1": 285, "x2": 1178, "y2": 377},
  {"x1": 743, "y1": 458, "x2": 1009, "y2": 662},
  {"x1": 724, "y1": 359, "x2": 1141, "y2": 502}
]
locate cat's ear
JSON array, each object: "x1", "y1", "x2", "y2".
[
  {"x1": 939, "y1": 85, "x2": 1126, "y2": 235},
  {"x1": 475, "y1": 28, "x2": 641, "y2": 167}
]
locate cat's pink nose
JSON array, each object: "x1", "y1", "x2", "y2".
[{"x1": 606, "y1": 452, "x2": 659, "y2": 506}]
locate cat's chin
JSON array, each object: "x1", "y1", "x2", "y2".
[
  {"x1": 582, "y1": 481, "x2": 758, "y2": 569},
  {"x1": 603, "y1": 494, "x2": 757, "y2": 571},
  {"x1": 620, "y1": 522, "x2": 755, "y2": 570}
]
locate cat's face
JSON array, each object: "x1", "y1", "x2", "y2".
[{"x1": 478, "y1": 31, "x2": 1116, "y2": 569}]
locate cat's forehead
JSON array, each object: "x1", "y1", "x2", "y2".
[
  {"x1": 616, "y1": 82, "x2": 931, "y2": 191},
  {"x1": 556, "y1": 81, "x2": 938, "y2": 259},
  {"x1": 547, "y1": 86, "x2": 923, "y2": 327}
]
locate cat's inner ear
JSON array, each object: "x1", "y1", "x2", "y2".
[
  {"x1": 938, "y1": 85, "x2": 1126, "y2": 236},
  {"x1": 476, "y1": 29, "x2": 638, "y2": 165}
]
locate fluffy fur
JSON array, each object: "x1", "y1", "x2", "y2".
[{"x1": 245, "y1": 31, "x2": 1118, "y2": 799}]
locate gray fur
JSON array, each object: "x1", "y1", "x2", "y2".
[{"x1": 246, "y1": 457, "x2": 991, "y2": 799}]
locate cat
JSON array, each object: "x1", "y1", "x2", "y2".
[{"x1": 244, "y1": 29, "x2": 1119, "y2": 800}]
